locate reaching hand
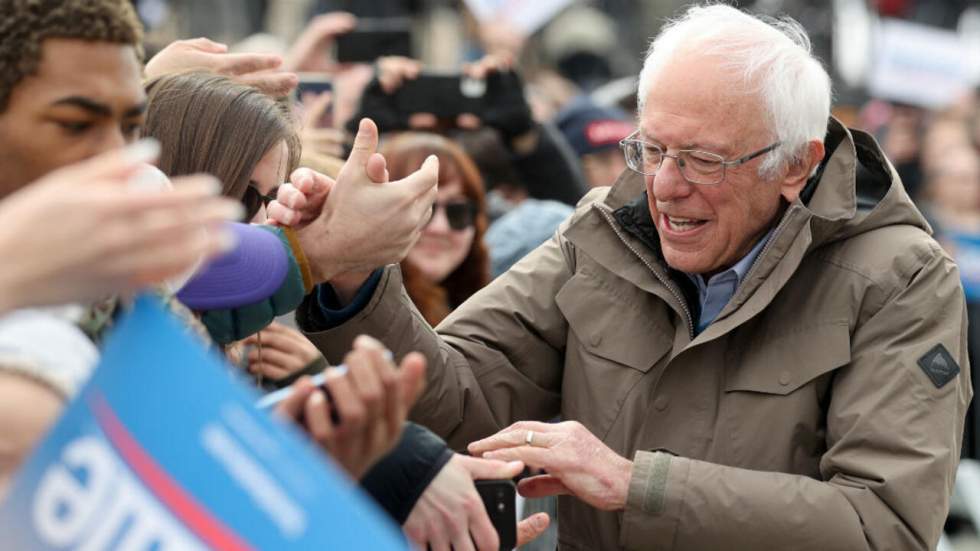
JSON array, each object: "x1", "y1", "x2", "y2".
[
  {"x1": 468, "y1": 421, "x2": 633, "y2": 512},
  {"x1": 145, "y1": 38, "x2": 298, "y2": 97},
  {"x1": 403, "y1": 454, "x2": 551, "y2": 551},
  {"x1": 0, "y1": 143, "x2": 242, "y2": 313},
  {"x1": 291, "y1": 118, "x2": 438, "y2": 291},
  {"x1": 266, "y1": 167, "x2": 335, "y2": 228},
  {"x1": 274, "y1": 336, "x2": 426, "y2": 479},
  {"x1": 284, "y1": 12, "x2": 357, "y2": 73},
  {"x1": 244, "y1": 322, "x2": 323, "y2": 381}
]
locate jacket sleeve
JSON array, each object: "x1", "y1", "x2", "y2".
[
  {"x1": 360, "y1": 422, "x2": 453, "y2": 524},
  {"x1": 620, "y1": 243, "x2": 972, "y2": 550},
  {"x1": 200, "y1": 227, "x2": 314, "y2": 345},
  {"x1": 297, "y1": 229, "x2": 575, "y2": 450}
]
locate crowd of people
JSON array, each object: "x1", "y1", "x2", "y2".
[{"x1": 0, "y1": 0, "x2": 977, "y2": 550}]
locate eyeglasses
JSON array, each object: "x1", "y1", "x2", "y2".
[
  {"x1": 243, "y1": 184, "x2": 278, "y2": 220},
  {"x1": 619, "y1": 131, "x2": 781, "y2": 185},
  {"x1": 428, "y1": 200, "x2": 477, "y2": 231}
]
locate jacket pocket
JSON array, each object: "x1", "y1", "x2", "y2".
[
  {"x1": 725, "y1": 320, "x2": 851, "y2": 395},
  {"x1": 556, "y1": 270, "x2": 673, "y2": 441},
  {"x1": 556, "y1": 270, "x2": 672, "y2": 373},
  {"x1": 720, "y1": 320, "x2": 851, "y2": 473}
]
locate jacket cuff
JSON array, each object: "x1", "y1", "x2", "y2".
[
  {"x1": 360, "y1": 422, "x2": 454, "y2": 524},
  {"x1": 620, "y1": 450, "x2": 688, "y2": 551},
  {"x1": 297, "y1": 265, "x2": 409, "y2": 365},
  {"x1": 280, "y1": 226, "x2": 314, "y2": 293}
]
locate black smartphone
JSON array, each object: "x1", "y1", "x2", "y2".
[
  {"x1": 335, "y1": 18, "x2": 413, "y2": 63},
  {"x1": 475, "y1": 479, "x2": 517, "y2": 551},
  {"x1": 394, "y1": 73, "x2": 486, "y2": 119}
]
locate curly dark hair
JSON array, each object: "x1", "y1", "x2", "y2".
[{"x1": 0, "y1": 0, "x2": 143, "y2": 114}]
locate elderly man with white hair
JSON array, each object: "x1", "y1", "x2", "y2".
[{"x1": 298, "y1": 4, "x2": 971, "y2": 550}]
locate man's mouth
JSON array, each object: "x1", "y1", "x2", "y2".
[{"x1": 663, "y1": 214, "x2": 708, "y2": 233}]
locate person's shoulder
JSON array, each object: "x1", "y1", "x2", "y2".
[{"x1": 816, "y1": 224, "x2": 953, "y2": 290}]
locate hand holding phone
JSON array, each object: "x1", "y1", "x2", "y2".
[{"x1": 475, "y1": 479, "x2": 517, "y2": 551}]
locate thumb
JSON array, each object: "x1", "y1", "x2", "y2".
[
  {"x1": 398, "y1": 352, "x2": 427, "y2": 408},
  {"x1": 344, "y1": 118, "x2": 380, "y2": 172},
  {"x1": 391, "y1": 154, "x2": 438, "y2": 196},
  {"x1": 459, "y1": 455, "x2": 524, "y2": 480},
  {"x1": 516, "y1": 513, "x2": 550, "y2": 547},
  {"x1": 366, "y1": 153, "x2": 388, "y2": 184}
]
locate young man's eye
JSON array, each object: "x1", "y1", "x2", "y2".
[{"x1": 57, "y1": 121, "x2": 92, "y2": 134}]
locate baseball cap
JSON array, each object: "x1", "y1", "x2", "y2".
[
  {"x1": 176, "y1": 223, "x2": 289, "y2": 311},
  {"x1": 555, "y1": 97, "x2": 635, "y2": 158}
]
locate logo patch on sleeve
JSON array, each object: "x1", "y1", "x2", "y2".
[{"x1": 917, "y1": 344, "x2": 960, "y2": 389}]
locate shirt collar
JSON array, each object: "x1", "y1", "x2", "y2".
[{"x1": 687, "y1": 227, "x2": 775, "y2": 291}]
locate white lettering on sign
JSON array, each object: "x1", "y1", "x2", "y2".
[{"x1": 31, "y1": 436, "x2": 205, "y2": 550}]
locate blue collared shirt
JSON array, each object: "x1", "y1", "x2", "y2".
[{"x1": 686, "y1": 229, "x2": 774, "y2": 334}]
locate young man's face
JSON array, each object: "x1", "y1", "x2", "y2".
[{"x1": 0, "y1": 38, "x2": 145, "y2": 199}]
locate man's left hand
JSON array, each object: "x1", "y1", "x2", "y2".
[{"x1": 468, "y1": 421, "x2": 633, "y2": 511}]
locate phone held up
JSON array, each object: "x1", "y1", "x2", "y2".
[
  {"x1": 476, "y1": 479, "x2": 517, "y2": 551},
  {"x1": 335, "y1": 17, "x2": 413, "y2": 63}
]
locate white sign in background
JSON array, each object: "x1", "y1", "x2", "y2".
[{"x1": 463, "y1": 0, "x2": 575, "y2": 35}]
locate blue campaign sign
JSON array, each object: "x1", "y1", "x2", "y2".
[{"x1": 0, "y1": 295, "x2": 409, "y2": 550}]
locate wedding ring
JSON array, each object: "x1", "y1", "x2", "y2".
[{"x1": 525, "y1": 430, "x2": 535, "y2": 446}]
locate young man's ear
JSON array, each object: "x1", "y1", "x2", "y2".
[{"x1": 780, "y1": 139, "x2": 825, "y2": 203}]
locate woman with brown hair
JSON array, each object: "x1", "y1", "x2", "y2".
[
  {"x1": 381, "y1": 133, "x2": 491, "y2": 326},
  {"x1": 143, "y1": 71, "x2": 301, "y2": 222},
  {"x1": 141, "y1": 71, "x2": 321, "y2": 385}
]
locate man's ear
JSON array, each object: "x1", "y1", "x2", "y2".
[{"x1": 780, "y1": 139, "x2": 825, "y2": 203}]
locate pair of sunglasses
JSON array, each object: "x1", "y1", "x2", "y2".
[
  {"x1": 429, "y1": 200, "x2": 477, "y2": 231},
  {"x1": 243, "y1": 184, "x2": 278, "y2": 220}
]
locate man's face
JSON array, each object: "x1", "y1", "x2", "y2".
[
  {"x1": 0, "y1": 38, "x2": 145, "y2": 198},
  {"x1": 640, "y1": 53, "x2": 801, "y2": 275}
]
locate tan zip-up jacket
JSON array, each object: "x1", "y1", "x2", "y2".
[{"x1": 300, "y1": 119, "x2": 971, "y2": 550}]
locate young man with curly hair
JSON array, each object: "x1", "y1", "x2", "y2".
[{"x1": 0, "y1": 0, "x2": 146, "y2": 199}]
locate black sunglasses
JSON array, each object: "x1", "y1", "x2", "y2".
[
  {"x1": 428, "y1": 200, "x2": 477, "y2": 231},
  {"x1": 243, "y1": 184, "x2": 278, "y2": 220}
]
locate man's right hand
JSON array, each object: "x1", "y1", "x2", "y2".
[
  {"x1": 285, "y1": 118, "x2": 437, "y2": 298},
  {"x1": 403, "y1": 454, "x2": 551, "y2": 551}
]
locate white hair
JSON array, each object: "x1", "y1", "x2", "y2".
[{"x1": 637, "y1": 3, "x2": 832, "y2": 176}]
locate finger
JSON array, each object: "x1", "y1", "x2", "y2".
[
  {"x1": 451, "y1": 531, "x2": 476, "y2": 551},
  {"x1": 247, "y1": 347, "x2": 302, "y2": 373},
  {"x1": 482, "y1": 446, "x2": 552, "y2": 470},
  {"x1": 322, "y1": 369, "x2": 364, "y2": 438},
  {"x1": 365, "y1": 153, "x2": 388, "y2": 184},
  {"x1": 276, "y1": 186, "x2": 308, "y2": 210},
  {"x1": 238, "y1": 71, "x2": 298, "y2": 96},
  {"x1": 249, "y1": 362, "x2": 294, "y2": 381},
  {"x1": 456, "y1": 113, "x2": 482, "y2": 129},
  {"x1": 516, "y1": 513, "x2": 551, "y2": 547},
  {"x1": 456, "y1": 455, "x2": 524, "y2": 480},
  {"x1": 392, "y1": 154, "x2": 439, "y2": 196},
  {"x1": 273, "y1": 377, "x2": 315, "y2": 420},
  {"x1": 184, "y1": 37, "x2": 228, "y2": 53},
  {"x1": 517, "y1": 475, "x2": 569, "y2": 498},
  {"x1": 304, "y1": 390, "x2": 335, "y2": 449},
  {"x1": 302, "y1": 91, "x2": 333, "y2": 128},
  {"x1": 468, "y1": 500, "x2": 499, "y2": 551},
  {"x1": 47, "y1": 139, "x2": 160, "y2": 185},
  {"x1": 398, "y1": 352, "x2": 427, "y2": 408},
  {"x1": 344, "y1": 118, "x2": 380, "y2": 172},
  {"x1": 218, "y1": 52, "x2": 283, "y2": 76},
  {"x1": 344, "y1": 349, "x2": 384, "y2": 427},
  {"x1": 265, "y1": 201, "x2": 300, "y2": 226},
  {"x1": 467, "y1": 422, "x2": 557, "y2": 455}
]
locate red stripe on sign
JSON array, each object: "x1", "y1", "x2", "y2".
[{"x1": 92, "y1": 394, "x2": 255, "y2": 551}]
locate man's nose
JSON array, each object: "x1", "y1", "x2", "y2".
[{"x1": 651, "y1": 156, "x2": 693, "y2": 202}]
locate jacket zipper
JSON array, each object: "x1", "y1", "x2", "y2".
[
  {"x1": 594, "y1": 204, "x2": 696, "y2": 338},
  {"x1": 738, "y1": 205, "x2": 798, "y2": 299}
]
